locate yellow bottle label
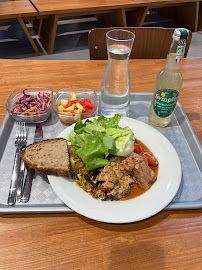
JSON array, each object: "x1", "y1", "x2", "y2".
[{"x1": 153, "y1": 89, "x2": 179, "y2": 118}]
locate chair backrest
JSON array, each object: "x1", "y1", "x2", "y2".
[{"x1": 88, "y1": 27, "x2": 192, "y2": 60}]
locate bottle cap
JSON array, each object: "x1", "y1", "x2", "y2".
[
  {"x1": 172, "y1": 29, "x2": 181, "y2": 41},
  {"x1": 178, "y1": 28, "x2": 189, "y2": 40},
  {"x1": 173, "y1": 28, "x2": 189, "y2": 41}
]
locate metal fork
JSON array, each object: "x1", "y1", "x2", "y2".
[{"x1": 7, "y1": 122, "x2": 28, "y2": 206}]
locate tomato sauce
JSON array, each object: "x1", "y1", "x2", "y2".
[{"x1": 121, "y1": 139, "x2": 158, "y2": 201}]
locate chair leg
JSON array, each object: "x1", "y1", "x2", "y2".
[{"x1": 18, "y1": 17, "x2": 40, "y2": 56}]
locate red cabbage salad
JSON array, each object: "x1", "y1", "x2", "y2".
[{"x1": 11, "y1": 89, "x2": 52, "y2": 113}]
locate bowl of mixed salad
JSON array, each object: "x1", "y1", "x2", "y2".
[
  {"x1": 54, "y1": 87, "x2": 97, "y2": 124},
  {"x1": 6, "y1": 87, "x2": 53, "y2": 123}
]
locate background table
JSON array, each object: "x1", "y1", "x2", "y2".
[
  {"x1": 0, "y1": 0, "x2": 40, "y2": 55},
  {"x1": 30, "y1": 0, "x2": 201, "y2": 54},
  {"x1": 0, "y1": 58, "x2": 201, "y2": 270}
]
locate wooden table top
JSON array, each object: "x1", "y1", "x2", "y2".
[
  {"x1": 0, "y1": 58, "x2": 201, "y2": 270},
  {"x1": 0, "y1": 0, "x2": 37, "y2": 20},
  {"x1": 30, "y1": 0, "x2": 198, "y2": 15}
]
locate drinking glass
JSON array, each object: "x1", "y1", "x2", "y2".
[{"x1": 98, "y1": 29, "x2": 135, "y2": 116}]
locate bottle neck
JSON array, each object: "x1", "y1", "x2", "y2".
[{"x1": 165, "y1": 39, "x2": 182, "y2": 71}]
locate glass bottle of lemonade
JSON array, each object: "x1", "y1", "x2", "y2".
[{"x1": 148, "y1": 28, "x2": 189, "y2": 127}]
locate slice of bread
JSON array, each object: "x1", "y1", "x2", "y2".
[{"x1": 23, "y1": 138, "x2": 70, "y2": 176}]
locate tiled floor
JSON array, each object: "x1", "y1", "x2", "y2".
[
  {"x1": 187, "y1": 31, "x2": 202, "y2": 57},
  {"x1": 0, "y1": 14, "x2": 202, "y2": 59}
]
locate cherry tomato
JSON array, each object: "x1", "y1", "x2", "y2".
[
  {"x1": 143, "y1": 152, "x2": 159, "y2": 167},
  {"x1": 83, "y1": 101, "x2": 94, "y2": 110},
  {"x1": 134, "y1": 143, "x2": 142, "y2": 154}
]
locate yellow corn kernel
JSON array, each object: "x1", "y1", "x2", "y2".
[
  {"x1": 75, "y1": 102, "x2": 85, "y2": 112},
  {"x1": 60, "y1": 99, "x2": 69, "y2": 107},
  {"x1": 58, "y1": 105, "x2": 64, "y2": 112},
  {"x1": 70, "y1": 92, "x2": 77, "y2": 101}
]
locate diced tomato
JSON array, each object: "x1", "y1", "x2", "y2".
[
  {"x1": 68, "y1": 100, "x2": 76, "y2": 107},
  {"x1": 143, "y1": 152, "x2": 159, "y2": 167},
  {"x1": 134, "y1": 143, "x2": 142, "y2": 154},
  {"x1": 83, "y1": 101, "x2": 94, "y2": 110},
  {"x1": 84, "y1": 98, "x2": 91, "y2": 103},
  {"x1": 78, "y1": 98, "x2": 94, "y2": 110},
  {"x1": 78, "y1": 99, "x2": 85, "y2": 106},
  {"x1": 85, "y1": 108, "x2": 93, "y2": 113}
]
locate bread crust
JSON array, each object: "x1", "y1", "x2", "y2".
[{"x1": 22, "y1": 138, "x2": 70, "y2": 176}]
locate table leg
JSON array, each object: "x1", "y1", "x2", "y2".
[
  {"x1": 38, "y1": 15, "x2": 59, "y2": 54},
  {"x1": 126, "y1": 6, "x2": 149, "y2": 27},
  {"x1": 96, "y1": 9, "x2": 127, "y2": 27},
  {"x1": 18, "y1": 17, "x2": 40, "y2": 56}
]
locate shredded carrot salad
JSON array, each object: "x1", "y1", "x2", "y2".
[{"x1": 11, "y1": 89, "x2": 52, "y2": 113}]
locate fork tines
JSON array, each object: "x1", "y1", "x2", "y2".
[{"x1": 16, "y1": 122, "x2": 28, "y2": 142}]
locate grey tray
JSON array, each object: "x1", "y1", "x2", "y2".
[{"x1": 0, "y1": 93, "x2": 201, "y2": 214}]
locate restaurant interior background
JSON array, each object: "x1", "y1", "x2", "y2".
[
  {"x1": 0, "y1": 2, "x2": 202, "y2": 268},
  {"x1": 0, "y1": 11, "x2": 202, "y2": 59}
]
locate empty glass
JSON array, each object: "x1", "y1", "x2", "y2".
[{"x1": 98, "y1": 29, "x2": 135, "y2": 116}]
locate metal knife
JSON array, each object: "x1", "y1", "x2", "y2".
[
  {"x1": 21, "y1": 123, "x2": 43, "y2": 203},
  {"x1": 16, "y1": 155, "x2": 26, "y2": 202}
]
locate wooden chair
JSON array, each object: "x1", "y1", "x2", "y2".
[{"x1": 88, "y1": 27, "x2": 192, "y2": 60}]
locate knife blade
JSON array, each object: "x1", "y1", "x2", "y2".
[{"x1": 21, "y1": 123, "x2": 43, "y2": 203}]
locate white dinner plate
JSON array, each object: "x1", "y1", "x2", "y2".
[{"x1": 48, "y1": 117, "x2": 181, "y2": 223}]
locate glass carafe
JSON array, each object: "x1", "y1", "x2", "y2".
[{"x1": 98, "y1": 29, "x2": 135, "y2": 116}]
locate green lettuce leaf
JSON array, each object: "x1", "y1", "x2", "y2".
[
  {"x1": 67, "y1": 114, "x2": 135, "y2": 170},
  {"x1": 74, "y1": 117, "x2": 85, "y2": 132},
  {"x1": 75, "y1": 137, "x2": 110, "y2": 170},
  {"x1": 105, "y1": 127, "x2": 134, "y2": 156},
  {"x1": 97, "y1": 114, "x2": 121, "y2": 128},
  {"x1": 68, "y1": 132, "x2": 96, "y2": 149}
]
